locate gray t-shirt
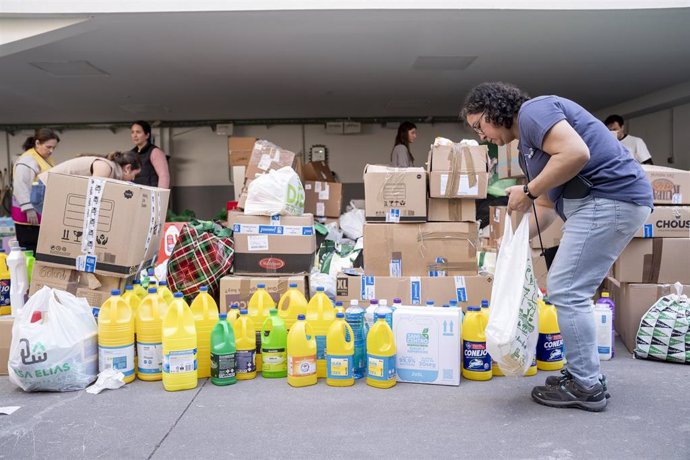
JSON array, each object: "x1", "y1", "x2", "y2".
[
  {"x1": 518, "y1": 95, "x2": 653, "y2": 219},
  {"x1": 391, "y1": 144, "x2": 413, "y2": 167}
]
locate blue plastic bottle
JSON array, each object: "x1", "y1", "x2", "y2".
[
  {"x1": 345, "y1": 299, "x2": 366, "y2": 379},
  {"x1": 375, "y1": 299, "x2": 393, "y2": 329}
]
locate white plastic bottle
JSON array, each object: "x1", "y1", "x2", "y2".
[
  {"x1": 7, "y1": 241, "x2": 28, "y2": 316},
  {"x1": 593, "y1": 302, "x2": 613, "y2": 361}
]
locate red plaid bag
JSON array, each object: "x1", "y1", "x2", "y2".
[{"x1": 166, "y1": 220, "x2": 234, "y2": 299}]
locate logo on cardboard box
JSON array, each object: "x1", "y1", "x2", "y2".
[
  {"x1": 651, "y1": 179, "x2": 680, "y2": 202},
  {"x1": 336, "y1": 278, "x2": 349, "y2": 296},
  {"x1": 258, "y1": 257, "x2": 286, "y2": 270}
]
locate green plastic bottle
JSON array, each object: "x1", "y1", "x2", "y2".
[
  {"x1": 23, "y1": 250, "x2": 35, "y2": 285},
  {"x1": 261, "y1": 309, "x2": 287, "y2": 378},
  {"x1": 210, "y1": 313, "x2": 237, "y2": 386}
]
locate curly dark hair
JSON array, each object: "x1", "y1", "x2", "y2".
[{"x1": 460, "y1": 82, "x2": 530, "y2": 130}]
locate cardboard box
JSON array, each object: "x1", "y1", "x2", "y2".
[
  {"x1": 157, "y1": 222, "x2": 187, "y2": 265},
  {"x1": 304, "y1": 181, "x2": 343, "y2": 218},
  {"x1": 336, "y1": 273, "x2": 493, "y2": 310},
  {"x1": 613, "y1": 238, "x2": 690, "y2": 284},
  {"x1": 643, "y1": 165, "x2": 690, "y2": 205},
  {"x1": 393, "y1": 307, "x2": 461, "y2": 386},
  {"x1": 488, "y1": 206, "x2": 520, "y2": 246},
  {"x1": 363, "y1": 222, "x2": 478, "y2": 277},
  {"x1": 531, "y1": 218, "x2": 564, "y2": 249},
  {"x1": 228, "y1": 137, "x2": 256, "y2": 167},
  {"x1": 238, "y1": 140, "x2": 299, "y2": 209},
  {"x1": 427, "y1": 198, "x2": 476, "y2": 222},
  {"x1": 228, "y1": 213, "x2": 316, "y2": 274},
  {"x1": 606, "y1": 277, "x2": 690, "y2": 353},
  {"x1": 497, "y1": 140, "x2": 524, "y2": 179},
  {"x1": 634, "y1": 206, "x2": 690, "y2": 238},
  {"x1": 0, "y1": 317, "x2": 12, "y2": 375},
  {"x1": 428, "y1": 172, "x2": 489, "y2": 199},
  {"x1": 29, "y1": 261, "x2": 128, "y2": 308},
  {"x1": 218, "y1": 275, "x2": 308, "y2": 313},
  {"x1": 428, "y1": 142, "x2": 488, "y2": 173},
  {"x1": 363, "y1": 165, "x2": 427, "y2": 222},
  {"x1": 302, "y1": 161, "x2": 335, "y2": 182},
  {"x1": 36, "y1": 173, "x2": 169, "y2": 277}
]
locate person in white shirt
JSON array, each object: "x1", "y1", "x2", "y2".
[{"x1": 604, "y1": 114, "x2": 653, "y2": 165}]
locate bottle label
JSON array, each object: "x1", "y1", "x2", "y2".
[
  {"x1": 537, "y1": 333, "x2": 564, "y2": 363},
  {"x1": 315, "y1": 335, "x2": 327, "y2": 360},
  {"x1": 0, "y1": 278, "x2": 10, "y2": 306},
  {"x1": 327, "y1": 354, "x2": 353, "y2": 379},
  {"x1": 367, "y1": 354, "x2": 396, "y2": 381},
  {"x1": 163, "y1": 348, "x2": 197, "y2": 374},
  {"x1": 288, "y1": 354, "x2": 316, "y2": 376},
  {"x1": 235, "y1": 349, "x2": 256, "y2": 374},
  {"x1": 99, "y1": 343, "x2": 135, "y2": 377},
  {"x1": 463, "y1": 340, "x2": 491, "y2": 372},
  {"x1": 211, "y1": 352, "x2": 236, "y2": 380},
  {"x1": 261, "y1": 348, "x2": 287, "y2": 372},
  {"x1": 137, "y1": 342, "x2": 163, "y2": 374}
]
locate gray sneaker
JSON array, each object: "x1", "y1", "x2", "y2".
[
  {"x1": 545, "y1": 369, "x2": 610, "y2": 399},
  {"x1": 532, "y1": 378, "x2": 608, "y2": 412}
]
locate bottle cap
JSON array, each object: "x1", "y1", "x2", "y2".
[
  {"x1": 240, "y1": 309, "x2": 248, "y2": 315},
  {"x1": 289, "y1": 283, "x2": 298, "y2": 288},
  {"x1": 174, "y1": 292, "x2": 184, "y2": 298},
  {"x1": 350, "y1": 300, "x2": 359, "y2": 306},
  {"x1": 426, "y1": 300, "x2": 435, "y2": 306},
  {"x1": 602, "y1": 292, "x2": 610, "y2": 298},
  {"x1": 369, "y1": 299, "x2": 379, "y2": 305},
  {"x1": 159, "y1": 280, "x2": 168, "y2": 286},
  {"x1": 230, "y1": 303, "x2": 239, "y2": 310},
  {"x1": 468, "y1": 306, "x2": 480, "y2": 311},
  {"x1": 133, "y1": 279, "x2": 141, "y2": 285},
  {"x1": 297, "y1": 314, "x2": 306, "y2": 320},
  {"x1": 148, "y1": 288, "x2": 157, "y2": 294},
  {"x1": 449, "y1": 300, "x2": 458, "y2": 307},
  {"x1": 148, "y1": 268, "x2": 155, "y2": 275},
  {"x1": 376, "y1": 313, "x2": 387, "y2": 320},
  {"x1": 199, "y1": 286, "x2": 208, "y2": 292},
  {"x1": 111, "y1": 289, "x2": 121, "y2": 296},
  {"x1": 442, "y1": 304, "x2": 449, "y2": 308},
  {"x1": 481, "y1": 299, "x2": 489, "y2": 308},
  {"x1": 336, "y1": 312, "x2": 345, "y2": 319},
  {"x1": 335, "y1": 301, "x2": 343, "y2": 307},
  {"x1": 269, "y1": 309, "x2": 278, "y2": 316},
  {"x1": 316, "y1": 286, "x2": 325, "y2": 292},
  {"x1": 393, "y1": 298, "x2": 402, "y2": 304},
  {"x1": 257, "y1": 283, "x2": 266, "y2": 289},
  {"x1": 219, "y1": 313, "x2": 227, "y2": 320},
  {"x1": 125, "y1": 285, "x2": 133, "y2": 291}
]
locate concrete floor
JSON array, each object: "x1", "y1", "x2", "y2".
[{"x1": 1, "y1": 338, "x2": 689, "y2": 460}]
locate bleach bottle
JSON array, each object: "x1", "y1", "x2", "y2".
[
  {"x1": 235, "y1": 309, "x2": 257, "y2": 380},
  {"x1": 99, "y1": 289, "x2": 135, "y2": 384},
  {"x1": 462, "y1": 306, "x2": 491, "y2": 381},
  {"x1": 190, "y1": 286, "x2": 219, "y2": 379},
  {"x1": 7, "y1": 241, "x2": 28, "y2": 316},
  {"x1": 136, "y1": 287, "x2": 168, "y2": 381},
  {"x1": 122, "y1": 285, "x2": 142, "y2": 319},
  {"x1": 306, "y1": 286, "x2": 335, "y2": 378},
  {"x1": 287, "y1": 314, "x2": 317, "y2": 387},
  {"x1": 327, "y1": 312, "x2": 355, "y2": 387},
  {"x1": 210, "y1": 314, "x2": 237, "y2": 386},
  {"x1": 345, "y1": 299, "x2": 366, "y2": 379},
  {"x1": 227, "y1": 303, "x2": 241, "y2": 326},
  {"x1": 157, "y1": 280, "x2": 175, "y2": 306},
  {"x1": 595, "y1": 292, "x2": 616, "y2": 358},
  {"x1": 594, "y1": 300, "x2": 614, "y2": 361},
  {"x1": 132, "y1": 279, "x2": 148, "y2": 299},
  {"x1": 248, "y1": 283, "x2": 275, "y2": 372},
  {"x1": 261, "y1": 309, "x2": 288, "y2": 378},
  {"x1": 162, "y1": 292, "x2": 198, "y2": 391},
  {"x1": 278, "y1": 283, "x2": 308, "y2": 331},
  {"x1": 366, "y1": 313, "x2": 397, "y2": 389},
  {"x1": 537, "y1": 298, "x2": 564, "y2": 370}
]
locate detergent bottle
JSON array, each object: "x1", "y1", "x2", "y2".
[
  {"x1": 98, "y1": 289, "x2": 135, "y2": 383},
  {"x1": 277, "y1": 283, "x2": 308, "y2": 330},
  {"x1": 132, "y1": 279, "x2": 148, "y2": 299},
  {"x1": 0, "y1": 250, "x2": 10, "y2": 316},
  {"x1": 462, "y1": 306, "x2": 492, "y2": 381},
  {"x1": 210, "y1": 314, "x2": 237, "y2": 386},
  {"x1": 306, "y1": 286, "x2": 336, "y2": 378},
  {"x1": 248, "y1": 283, "x2": 275, "y2": 372},
  {"x1": 226, "y1": 303, "x2": 240, "y2": 326},
  {"x1": 162, "y1": 292, "x2": 198, "y2": 391},
  {"x1": 136, "y1": 287, "x2": 167, "y2": 381},
  {"x1": 345, "y1": 299, "x2": 366, "y2": 379},
  {"x1": 335, "y1": 301, "x2": 345, "y2": 315},
  {"x1": 157, "y1": 280, "x2": 175, "y2": 306},
  {"x1": 366, "y1": 313, "x2": 396, "y2": 389},
  {"x1": 537, "y1": 298, "x2": 565, "y2": 370},
  {"x1": 190, "y1": 286, "x2": 219, "y2": 379},
  {"x1": 261, "y1": 309, "x2": 287, "y2": 378},
  {"x1": 235, "y1": 309, "x2": 257, "y2": 380},
  {"x1": 122, "y1": 285, "x2": 142, "y2": 319},
  {"x1": 327, "y1": 312, "x2": 355, "y2": 387},
  {"x1": 286, "y1": 314, "x2": 317, "y2": 387}
]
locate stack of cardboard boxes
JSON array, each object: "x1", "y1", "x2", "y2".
[
  {"x1": 302, "y1": 161, "x2": 343, "y2": 223},
  {"x1": 608, "y1": 165, "x2": 690, "y2": 353},
  {"x1": 346, "y1": 139, "x2": 493, "y2": 309}
]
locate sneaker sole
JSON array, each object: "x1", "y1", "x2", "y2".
[{"x1": 531, "y1": 392, "x2": 608, "y2": 412}]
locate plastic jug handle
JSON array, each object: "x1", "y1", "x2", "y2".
[{"x1": 344, "y1": 322, "x2": 354, "y2": 343}]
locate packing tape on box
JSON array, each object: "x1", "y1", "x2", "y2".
[
  {"x1": 232, "y1": 223, "x2": 313, "y2": 236},
  {"x1": 76, "y1": 178, "x2": 106, "y2": 272},
  {"x1": 642, "y1": 239, "x2": 664, "y2": 283},
  {"x1": 137, "y1": 189, "x2": 162, "y2": 276},
  {"x1": 445, "y1": 145, "x2": 478, "y2": 198},
  {"x1": 427, "y1": 260, "x2": 477, "y2": 273}
]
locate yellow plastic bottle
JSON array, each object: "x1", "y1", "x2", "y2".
[
  {"x1": 136, "y1": 287, "x2": 167, "y2": 381},
  {"x1": 248, "y1": 283, "x2": 275, "y2": 372},
  {"x1": 327, "y1": 312, "x2": 355, "y2": 387},
  {"x1": 162, "y1": 292, "x2": 198, "y2": 391},
  {"x1": 287, "y1": 314, "x2": 317, "y2": 387},
  {"x1": 227, "y1": 303, "x2": 240, "y2": 327},
  {"x1": 537, "y1": 298, "x2": 565, "y2": 371},
  {"x1": 0, "y1": 251, "x2": 10, "y2": 316},
  {"x1": 366, "y1": 314, "x2": 397, "y2": 389},
  {"x1": 235, "y1": 309, "x2": 257, "y2": 380},
  {"x1": 98, "y1": 289, "x2": 136, "y2": 383},
  {"x1": 524, "y1": 355, "x2": 538, "y2": 376},
  {"x1": 462, "y1": 306, "x2": 492, "y2": 381},
  {"x1": 157, "y1": 280, "x2": 175, "y2": 305},
  {"x1": 190, "y1": 286, "x2": 219, "y2": 379},
  {"x1": 278, "y1": 283, "x2": 308, "y2": 330},
  {"x1": 132, "y1": 280, "x2": 148, "y2": 299},
  {"x1": 306, "y1": 286, "x2": 336, "y2": 378},
  {"x1": 122, "y1": 284, "x2": 142, "y2": 318}
]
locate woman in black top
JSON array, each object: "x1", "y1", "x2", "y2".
[{"x1": 130, "y1": 120, "x2": 170, "y2": 188}]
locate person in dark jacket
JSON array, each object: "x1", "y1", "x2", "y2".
[{"x1": 130, "y1": 120, "x2": 170, "y2": 188}]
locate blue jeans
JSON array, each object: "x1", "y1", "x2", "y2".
[{"x1": 547, "y1": 196, "x2": 651, "y2": 388}]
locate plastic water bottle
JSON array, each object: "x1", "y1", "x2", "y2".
[
  {"x1": 375, "y1": 299, "x2": 393, "y2": 329},
  {"x1": 7, "y1": 241, "x2": 28, "y2": 316},
  {"x1": 365, "y1": 299, "x2": 378, "y2": 332},
  {"x1": 595, "y1": 292, "x2": 616, "y2": 358},
  {"x1": 345, "y1": 299, "x2": 366, "y2": 379},
  {"x1": 594, "y1": 301, "x2": 614, "y2": 361}
]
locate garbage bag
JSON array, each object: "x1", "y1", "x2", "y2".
[
  {"x1": 485, "y1": 214, "x2": 539, "y2": 376},
  {"x1": 8, "y1": 287, "x2": 98, "y2": 392},
  {"x1": 339, "y1": 207, "x2": 365, "y2": 241},
  {"x1": 244, "y1": 166, "x2": 305, "y2": 216}
]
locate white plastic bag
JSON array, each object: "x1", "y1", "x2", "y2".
[
  {"x1": 244, "y1": 166, "x2": 305, "y2": 216},
  {"x1": 339, "y1": 207, "x2": 365, "y2": 241},
  {"x1": 485, "y1": 214, "x2": 539, "y2": 376},
  {"x1": 8, "y1": 287, "x2": 98, "y2": 392}
]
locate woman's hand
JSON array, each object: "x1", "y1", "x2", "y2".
[
  {"x1": 506, "y1": 185, "x2": 533, "y2": 213},
  {"x1": 25, "y1": 209, "x2": 39, "y2": 225}
]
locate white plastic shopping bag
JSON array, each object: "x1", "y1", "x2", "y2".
[
  {"x1": 244, "y1": 166, "x2": 305, "y2": 216},
  {"x1": 8, "y1": 287, "x2": 98, "y2": 392},
  {"x1": 485, "y1": 214, "x2": 539, "y2": 376}
]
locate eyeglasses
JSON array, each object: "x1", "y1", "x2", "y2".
[{"x1": 471, "y1": 111, "x2": 486, "y2": 136}]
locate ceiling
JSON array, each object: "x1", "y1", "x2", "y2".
[{"x1": 1, "y1": 8, "x2": 690, "y2": 125}]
